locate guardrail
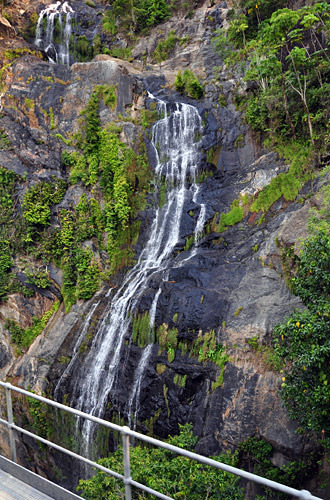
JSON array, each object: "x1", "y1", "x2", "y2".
[{"x1": 0, "y1": 381, "x2": 324, "y2": 500}]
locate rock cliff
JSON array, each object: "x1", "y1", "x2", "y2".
[{"x1": 0, "y1": 0, "x2": 328, "y2": 497}]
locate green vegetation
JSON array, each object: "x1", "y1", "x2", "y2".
[
  {"x1": 26, "y1": 396, "x2": 52, "y2": 439},
  {"x1": 156, "y1": 323, "x2": 178, "y2": 362},
  {"x1": 3, "y1": 48, "x2": 41, "y2": 61},
  {"x1": 153, "y1": 30, "x2": 178, "y2": 63},
  {"x1": 50, "y1": 91, "x2": 150, "y2": 310},
  {"x1": 184, "y1": 234, "x2": 194, "y2": 251},
  {"x1": 174, "y1": 70, "x2": 204, "y2": 99},
  {"x1": 132, "y1": 311, "x2": 151, "y2": 347},
  {"x1": 0, "y1": 86, "x2": 152, "y2": 316},
  {"x1": 210, "y1": 2, "x2": 330, "y2": 233},
  {"x1": 233, "y1": 306, "x2": 243, "y2": 317},
  {"x1": 215, "y1": 1, "x2": 330, "y2": 150},
  {"x1": 74, "y1": 35, "x2": 100, "y2": 62},
  {"x1": 0, "y1": 166, "x2": 20, "y2": 300},
  {"x1": 173, "y1": 373, "x2": 186, "y2": 387},
  {"x1": 0, "y1": 128, "x2": 11, "y2": 150},
  {"x1": 239, "y1": 436, "x2": 317, "y2": 498},
  {"x1": 273, "y1": 230, "x2": 330, "y2": 444},
  {"x1": 22, "y1": 179, "x2": 66, "y2": 226},
  {"x1": 5, "y1": 300, "x2": 60, "y2": 350},
  {"x1": 189, "y1": 330, "x2": 230, "y2": 389},
  {"x1": 78, "y1": 423, "x2": 245, "y2": 499},
  {"x1": 102, "y1": 0, "x2": 171, "y2": 36},
  {"x1": 247, "y1": 336, "x2": 282, "y2": 371}
]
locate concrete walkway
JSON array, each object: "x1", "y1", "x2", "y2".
[{"x1": 0, "y1": 469, "x2": 55, "y2": 500}]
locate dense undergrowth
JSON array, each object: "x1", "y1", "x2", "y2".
[
  {"x1": 273, "y1": 229, "x2": 330, "y2": 446},
  {"x1": 0, "y1": 86, "x2": 152, "y2": 347},
  {"x1": 77, "y1": 423, "x2": 245, "y2": 500}
]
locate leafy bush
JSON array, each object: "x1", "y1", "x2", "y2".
[
  {"x1": 77, "y1": 424, "x2": 245, "y2": 500},
  {"x1": 22, "y1": 179, "x2": 66, "y2": 226},
  {"x1": 273, "y1": 231, "x2": 330, "y2": 439},
  {"x1": 153, "y1": 30, "x2": 178, "y2": 63},
  {"x1": 102, "y1": 0, "x2": 170, "y2": 36},
  {"x1": 174, "y1": 70, "x2": 204, "y2": 99},
  {"x1": 291, "y1": 231, "x2": 329, "y2": 312},
  {"x1": 239, "y1": 436, "x2": 317, "y2": 496}
]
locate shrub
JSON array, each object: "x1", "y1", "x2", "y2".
[
  {"x1": 22, "y1": 180, "x2": 66, "y2": 226},
  {"x1": 153, "y1": 30, "x2": 178, "y2": 63},
  {"x1": 273, "y1": 231, "x2": 330, "y2": 439},
  {"x1": 174, "y1": 70, "x2": 204, "y2": 99},
  {"x1": 77, "y1": 424, "x2": 245, "y2": 500}
]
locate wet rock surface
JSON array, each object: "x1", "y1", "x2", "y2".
[{"x1": 0, "y1": 0, "x2": 325, "y2": 495}]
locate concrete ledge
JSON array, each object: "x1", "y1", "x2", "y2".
[{"x1": 0, "y1": 455, "x2": 82, "y2": 500}]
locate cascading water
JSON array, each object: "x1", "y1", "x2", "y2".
[
  {"x1": 127, "y1": 287, "x2": 162, "y2": 428},
  {"x1": 35, "y1": 2, "x2": 74, "y2": 66},
  {"x1": 53, "y1": 300, "x2": 100, "y2": 401},
  {"x1": 56, "y1": 95, "x2": 206, "y2": 457}
]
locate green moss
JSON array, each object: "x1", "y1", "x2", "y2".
[
  {"x1": 178, "y1": 341, "x2": 188, "y2": 355},
  {"x1": 173, "y1": 374, "x2": 187, "y2": 387},
  {"x1": 184, "y1": 235, "x2": 194, "y2": 251},
  {"x1": 24, "y1": 98, "x2": 34, "y2": 110},
  {"x1": 75, "y1": 35, "x2": 93, "y2": 62},
  {"x1": 251, "y1": 141, "x2": 312, "y2": 213},
  {"x1": 156, "y1": 363, "x2": 166, "y2": 375},
  {"x1": 218, "y1": 93, "x2": 227, "y2": 107},
  {"x1": 49, "y1": 107, "x2": 56, "y2": 129},
  {"x1": 95, "y1": 85, "x2": 117, "y2": 111},
  {"x1": 156, "y1": 323, "x2": 178, "y2": 352},
  {"x1": 132, "y1": 311, "x2": 151, "y2": 347},
  {"x1": 233, "y1": 306, "x2": 243, "y2": 317},
  {"x1": 213, "y1": 199, "x2": 244, "y2": 233}
]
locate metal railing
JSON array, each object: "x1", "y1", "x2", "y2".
[{"x1": 0, "y1": 381, "x2": 323, "y2": 500}]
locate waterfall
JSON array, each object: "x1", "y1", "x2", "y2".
[
  {"x1": 35, "y1": 2, "x2": 74, "y2": 66},
  {"x1": 127, "y1": 287, "x2": 162, "y2": 428},
  {"x1": 58, "y1": 95, "x2": 204, "y2": 457},
  {"x1": 53, "y1": 301, "x2": 100, "y2": 401}
]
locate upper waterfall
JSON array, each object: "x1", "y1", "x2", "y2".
[{"x1": 35, "y1": 1, "x2": 74, "y2": 66}]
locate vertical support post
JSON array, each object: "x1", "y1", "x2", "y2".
[
  {"x1": 122, "y1": 426, "x2": 132, "y2": 500},
  {"x1": 5, "y1": 384, "x2": 17, "y2": 463}
]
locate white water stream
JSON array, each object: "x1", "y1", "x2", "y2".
[
  {"x1": 35, "y1": 2, "x2": 74, "y2": 66},
  {"x1": 60, "y1": 95, "x2": 206, "y2": 456}
]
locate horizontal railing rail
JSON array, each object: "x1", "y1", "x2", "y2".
[{"x1": 0, "y1": 381, "x2": 323, "y2": 500}]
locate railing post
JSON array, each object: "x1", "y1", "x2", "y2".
[
  {"x1": 5, "y1": 384, "x2": 17, "y2": 463},
  {"x1": 122, "y1": 426, "x2": 132, "y2": 500}
]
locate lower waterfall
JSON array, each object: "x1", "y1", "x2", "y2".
[{"x1": 55, "y1": 95, "x2": 206, "y2": 458}]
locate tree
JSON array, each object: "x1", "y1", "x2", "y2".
[
  {"x1": 273, "y1": 231, "x2": 330, "y2": 442},
  {"x1": 77, "y1": 424, "x2": 245, "y2": 499}
]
